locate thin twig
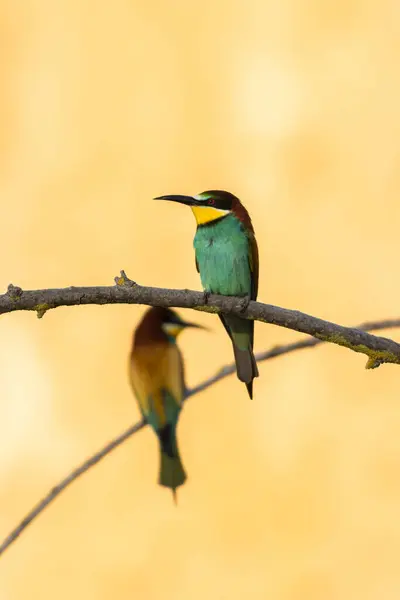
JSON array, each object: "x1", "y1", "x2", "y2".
[
  {"x1": 1, "y1": 272, "x2": 400, "y2": 367},
  {"x1": 0, "y1": 421, "x2": 145, "y2": 556},
  {"x1": 1, "y1": 316, "x2": 399, "y2": 557},
  {"x1": 186, "y1": 317, "x2": 400, "y2": 396}
]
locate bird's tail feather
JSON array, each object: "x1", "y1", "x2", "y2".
[
  {"x1": 219, "y1": 314, "x2": 259, "y2": 399},
  {"x1": 157, "y1": 424, "x2": 187, "y2": 501},
  {"x1": 159, "y1": 452, "x2": 187, "y2": 502},
  {"x1": 233, "y1": 345, "x2": 259, "y2": 399}
]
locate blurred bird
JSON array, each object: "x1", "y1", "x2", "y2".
[
  {"x1": 129, "y1": 306, "x2": 204, "y2": 502},
  {"x1": 154, "y1": 190, "x2": 259, "y2": 399}
]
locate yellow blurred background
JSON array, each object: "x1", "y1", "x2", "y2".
[{"x1": 1, "y1": 1, "x2": 400, "y2": 598}]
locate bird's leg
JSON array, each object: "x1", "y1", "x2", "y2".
[
  {"x1": 239, "y1": 294, "x2": 251, "y2": 314},
  {"x1": 202, "y1": 290, "x2": 211, "y2": 305}
]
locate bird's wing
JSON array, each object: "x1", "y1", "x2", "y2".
[
  {"x1": 164, "y1": 344, "x2": 185, "y2": 407},
  {"x1": 218, "y1": 313, "x2": 233, "y2": 341},
  {"x1": 248, "y1": 234, "x2": 259, "y2": 300},
  {"x1": 129, "y1": 342, "x2": 185, "y2": 432},
  {"x1": 129, "y1": 343, "x2": 184, "y2": 425}
]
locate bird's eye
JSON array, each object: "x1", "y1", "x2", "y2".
[{"x1": 207, "y1": 198, "x2": 215, "y2": 205}]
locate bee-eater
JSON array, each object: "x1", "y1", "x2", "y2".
[
  {"x1": 154, "y1": 190, "x2": 259, "y2": 399},
  {"x1": 129, "y1": 306, "x2": 203, "y2": 501}
]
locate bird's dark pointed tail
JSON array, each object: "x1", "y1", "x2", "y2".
[
  {"x1": 157, "y1": 424, "x2": 187, "y2": 501},
  {"x1": 219, "y1": 313, "x2": 259, "y2": 399},
  {"x1": 232, "y1": 344, "x2": 259, "y2": 399}
]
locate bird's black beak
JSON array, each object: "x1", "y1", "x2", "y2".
[
  {"x1": 181, "y1": 320, "x2": 209, "y2": 331},
  {"x1": 153, "y1": 194, "x2": 197, "y2": 206}
]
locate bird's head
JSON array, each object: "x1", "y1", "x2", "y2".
[
  {"x1": 159, "y1": 308, "x2": 205, "y2": 339},
  {"x1": 135, "y1": 306, "x2": 205, "y2": 345},
  {"x1": 154, "y1": 190, "x2": 245, "y2": 227}
]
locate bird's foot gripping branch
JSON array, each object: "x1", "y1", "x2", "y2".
[{"x1": 1, "y1": 271, "x2": 400, "y2": 369}]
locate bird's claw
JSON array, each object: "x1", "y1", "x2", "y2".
[
  {"x1": 203, "y1": 290, "x2": 211, "y2": 305},
  {"x1": 239, "y1": 295, "x2": 251, "y2": 314}
]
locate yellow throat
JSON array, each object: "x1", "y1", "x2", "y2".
[
  {"x1": 191, "y1": 205, "x2": 230, "y2": 226},
  {"x1": 162, "y1": 323, "x2": 184, "y2": 338}
]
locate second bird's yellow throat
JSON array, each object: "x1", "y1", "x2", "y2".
[
  {"x1": 162, "y1": 323, "x2": 184, "y2": 338},
  {"x1": 191, "y1": 205, "x2": 230, "y2": 226}
]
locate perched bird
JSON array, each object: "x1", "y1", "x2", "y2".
[
  {"x1": 154, "y1": 190, "x2": 259, "y2": 399},
  {"x1": 129, "y1": 306, "x2": 203, "y2": 501}
]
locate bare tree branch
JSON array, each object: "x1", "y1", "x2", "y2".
[
  {"x1": 1, "y1": 316, "x2": 400, "y2": 557},
  {"x1": 2, "y1": 271, "x2": 400, "y2": 368}
]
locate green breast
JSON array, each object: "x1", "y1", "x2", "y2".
[{"x1": 193, "y1": 214, "x2": 251, "y2": 296}]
